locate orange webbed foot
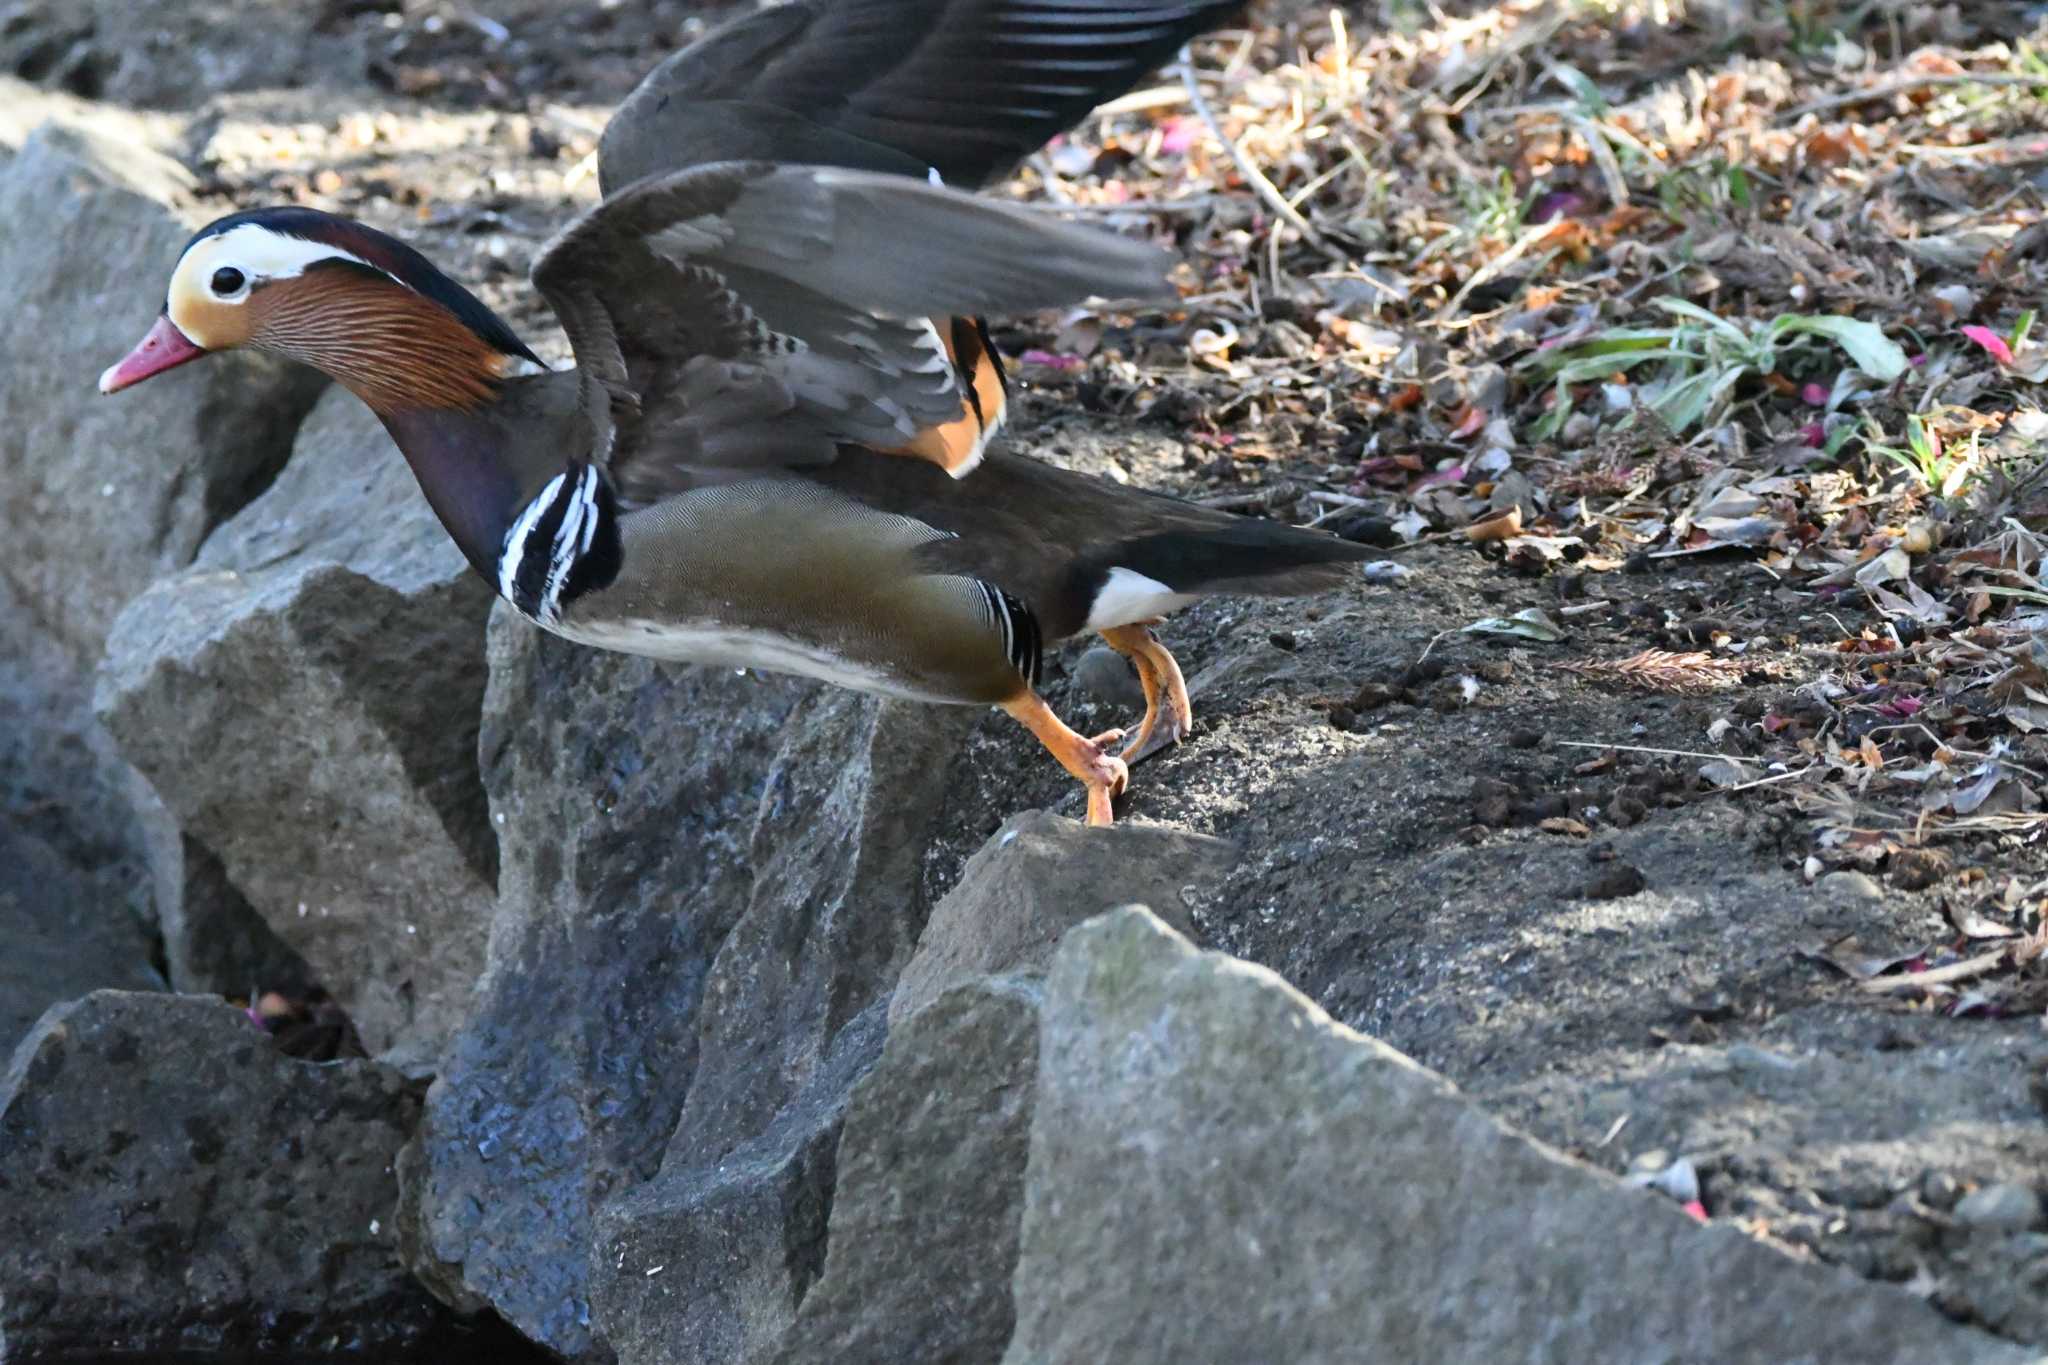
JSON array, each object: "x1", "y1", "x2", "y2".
[{"x1": 1002, "y1": 693, "x2": 1130, "y2": 826}]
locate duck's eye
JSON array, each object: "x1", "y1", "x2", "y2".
[{"x1": 210, "y1": 267, "x2": 246, "y2": 296}]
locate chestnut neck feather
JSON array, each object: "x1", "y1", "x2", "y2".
[{"x1": 255, "y1": 266, "x2": 515, "y2": 416}]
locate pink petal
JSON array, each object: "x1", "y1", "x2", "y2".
[
  {"x1": 1960, "y1": 325, "x2": 2015, "y2": 366},
  {"x1": 1158, "y1": 117, "x2": 1201, "y2": 155},
  {"x1": 1801, "y1": 382, "x2": 1829, "y2": 406},
  {"x1": 1529, "y1": 190, "x2": 1587, "y2": 224},
  {"x1": 1682, "y1": 1200, "x2": 1709, "y2": 1222},
  {"x1": 1019, "y1": 349, "x2": 1084, "y2": 371},
  {"x1": 1801, "y1": 420, "x2": 1826, "y2": 448}
]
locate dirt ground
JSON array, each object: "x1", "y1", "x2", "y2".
[{"x1": 25, "y1": 0, "x2": 2048, "y2": 1348}]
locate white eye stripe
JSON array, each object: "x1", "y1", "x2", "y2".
[{"x1": 196, "y1": 223, "x2": 394, "y2": 284}]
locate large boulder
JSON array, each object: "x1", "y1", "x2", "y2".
[
  {"x1": 774, "y1": 975, "x2": 1043, "y2": 1365},
  {"x1": 889, "y1": 809, "x2": 1233, "y2": 1025},
  {"x1": 587, "y1": 684, "x2": 961, "y2": 1363},
  {"x1": 0, "y1": 111, "x2": 324, "y2": 1014},
  {"x1": 399, "y1": 619, "x2": 821, "y2": 1361},
  {"x1": 0, "y1": 991, "x2": 442, "y2": 1359},
  {"x1": 96, "y1": 389, "x2": 496, "y2": 1066},
  {"x1": 406, "y1": 610, "x2": 983, "y2": 1361},
  {"x1": 593, "y1": 1004, "x2": 885, "y2": 1365},
  {"x1": 595, "y1": 805, "x2": 1232, "y2": 1365},
  {"x1": 0, "y1": 120, "x2": 324, "y2": 668},
  {"x1": 1005, "y1": 907, "x2": 2034, "y2": 1365}
]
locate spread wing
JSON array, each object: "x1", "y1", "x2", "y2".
[
  {"x1": 529, "y1": 160, "x2": 1173, "y2": 510},
  {"x1": 599, "y1": 0, "x2": 1243, "y2": 193}
]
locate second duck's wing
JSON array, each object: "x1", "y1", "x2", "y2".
[
  {"x1": 529, "y1": 159, "x2": 1171, "y2": 509},
  {"x1": 599, "y1": 0, "x2": 1244, "y2": 193}
]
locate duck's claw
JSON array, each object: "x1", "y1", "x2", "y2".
[{"x1": 1098, "y1": 623, "x2": 1194, "y2": 764}]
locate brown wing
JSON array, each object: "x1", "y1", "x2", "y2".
[{"x1": 528, "y1": 160, "x2": 1173, "y2": 510}]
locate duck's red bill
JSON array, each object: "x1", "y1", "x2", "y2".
[{"x1": 98, "y1": 314, "x2": 206, "y2": 394}]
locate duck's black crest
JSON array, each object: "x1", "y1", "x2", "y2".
[{"x1": 184, "y1": 206, "x2": 541, "y2": 364}]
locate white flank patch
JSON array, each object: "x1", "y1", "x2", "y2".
[{"x1": 1083, "y1": 566, "x2": 1197, "y2": 630}]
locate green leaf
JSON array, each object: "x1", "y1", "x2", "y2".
[
  {"x1": 1726, "y1": 163, "x2": 1751, "y2": 209},
  {"x1": 1773, "y1": 315, "x2": 1909, "y2": 380},
  {"x1": 1654, "y1": 298, "x2": 1750, "y2": 343}
]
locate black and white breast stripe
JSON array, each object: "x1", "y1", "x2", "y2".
[
  {"x1": 977, "y1": 580, "x2": 1042, "y2": 690},
  {"x1": 498, "y1": 461, "x2": 623, "y2": 624}
]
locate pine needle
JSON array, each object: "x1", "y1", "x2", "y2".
[{"x1": 1560, "y1": 649, "x2": 1747, "y2": 694}]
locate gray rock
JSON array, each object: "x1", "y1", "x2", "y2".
[
  {"x1": 776, "y1": 976, "x2": 1042, "y2": 1365},
  {"x1": 1071, "y1": 645, "x2": 1145, "y2": 709},
  {"x1": 595, "y1": 1005, "x2": 883, "y2": 1365},
  {"x1": 0, "y1": 817, "x2": 160, "y2": 1056},
  {"x1": 0, "y1": 991, "x2": 442, "y2": 1359},
  {"x1": 1007, "y1": 907, "x2": 2032, "y2": 1365},
  {"x1": 147, "y1": 827, "x2": 316, "y2": 999},
  {"x1": 0, "y1": 4, "x2": 366, "y2": 108},
  {"x1": 0, "y1": 75, "x2": 182, "y2": 153},
  {"x1": 0, "y1": 122, "x2": 324, "y2": 669},
  {"x1": 589, "y1": 688, "x2": 976, "y2": 1362},
  {"x1": 890, "y1": 810, "x2": 1232, "y2": 1026},
  {"x1": 96, "y1": 389, "x2": 495, "y2": 1066},
  {"x1": 0, "y1": 571, "x2": 157, "y2": 928},
  {"x1": 399, "y1": 626, "x2": 807, "y2": 1353},
  {"x1": 1955, "y1": 1182, "x2": 2042, "y2": 1232},
  {"x1": 0, "y1": 115, "x2": 321, "y2": 1003}
]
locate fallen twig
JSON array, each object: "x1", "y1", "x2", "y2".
[
  {"x1": 1858, "y1": 946, "x2": 2012, "y2": 994},
  {"x1": 1177, "y1": 46, "x2": 1333, "y2": 256},
  {"x1": 1781, "y1": 71, "x2": 2048, "y2": 122}
]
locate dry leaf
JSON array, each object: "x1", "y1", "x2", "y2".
[{"x1": 1466, "y1": 507, "x2": 1523, "y2": 542}]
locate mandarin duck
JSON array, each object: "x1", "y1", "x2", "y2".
[{"x1": 99, "y1": 0, "x2": 1367, "y2": 826}]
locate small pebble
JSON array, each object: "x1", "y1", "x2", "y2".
[
  {"x1": 1269, "y1": 630, "x2": 1297, "y2": 652},
  {"x1": 1071, "y1": 647, "x2": 1144, "y2": 709},
  {"x1": 1351, "y1": 681, "x2": 1400, "y2": 711},
  {"x1": 1512, "y1": 794, "x2": 1569, "y2": 824},
  {"x1": 1361, "y1": 559, "x2": 1412, "y2": 584},
  {"x1": 1507, "y1": 728, "x2": 1544, "y2": 749},
  {"x1": 1954, "y1": 1182, "x2": 2041, "y2": 1232},
  {"x1": 1584, "y1": 862, "x2": 1647, "y2": 899},
  {"x1": 1337, "y1": 516, "x2": 1401, "y2": 548},
  {"x1": 1606, "y1": 793, "x2": 1649, "y2": 827},
  {"x1": 1918, "y1": 1170, "x2": 1962, "y2": 1211},
  {"x1": 1887, "y1": 847, "x2": 1951, "y2": 891},
  {"x1": 1819, "y1": 869, "x2": 1885, "y2": 903}
]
